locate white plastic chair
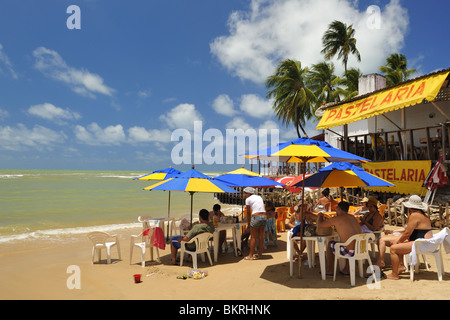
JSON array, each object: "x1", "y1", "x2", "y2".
[
  {"x1": 87, "y1": 231, "x2": 121, "y2": 264},
  {"x1": 333, "y1": 233, "x2": 377, "y2": 286},
  {"x1": 180, "y1": 232, "x2": 213, "y2": 270},
  {"x1": 130, "y1": 228, "x2": 160, "y2": 267},
  {"x1": 408, "y1": 228, "x2": 449, "y2": 281}
]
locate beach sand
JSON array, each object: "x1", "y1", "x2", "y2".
[
  {"x1": 0, "y1": 225, "x2": 449, "y2": 301},
  {"x1": 0, "y1": 224, "x2": 450, "y2": 300}
]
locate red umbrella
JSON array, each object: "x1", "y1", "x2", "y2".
[{"x1": 275, "y1": 174, "x2": 316, "y2": 193}]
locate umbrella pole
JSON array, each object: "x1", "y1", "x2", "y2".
[
  {"x1": 168, "y1": 191, "x2": 171, "y2": 217},
  {"x1": 189, "y1": 191, "x2": 194, "y2": 227},
  {"x1": 299, "y1": 161, "x2": 306, "y2": 278}
]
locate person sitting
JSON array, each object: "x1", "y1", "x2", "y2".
[
  {"x1": 359, "y1": 197, "x2": 384, "y2": 235},
  {"x1": 170, "y1": 209, "x2": 214, "y2": 265},
  {"x1": 314, "y1": 188, "x2": 333, "y2": 211},
  {"x1": 385, "y1": 195, "x2": 432, "y2": 280},
  {"x1": 317, "y1": 201, "x2": 362, "y2": 276},
  {"x1": 352, "y1": 197, "x2": 369, "y2": 216},
  {"x1": 264, "y1": 202, "x2": 277, "y2": 248},
  {"x1": 209, "y1": 204, "x2": 226, "y2": 252},
  {"x1": 287, "y1": 203, "x2": 317, "y2": 261}
]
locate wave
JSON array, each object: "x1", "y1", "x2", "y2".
[
  {"x1": 0, "y1": 222, "x2": 141, "y2": 244},
  {"x1": 0, "y1": 174, "x2": 24, "y2": 179}
]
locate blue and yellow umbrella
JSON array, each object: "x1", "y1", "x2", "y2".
[
  {"x1": 144, "y1": 167, "x2": 238, "y2": 225},
  {"x1": 134, "y1": 167, "x2": 182, "y2": 217},
  {"x1": 293, "y1": 162, "x2": 395, "y2": 188}
]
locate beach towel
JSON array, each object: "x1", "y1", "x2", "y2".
[
  {"x1": 152, "y1": 227, "x2": 166, "y2": 250},
  {"x1": 142, "y1": 227, "x2": 166, "y2": 250},
  {"x1": 409, "y1": 227, "x2": 450, "y2": 265}
]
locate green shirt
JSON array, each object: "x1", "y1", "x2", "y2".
[{"x1": 185, "y1": 222, "x2": 214, "y2": 251}]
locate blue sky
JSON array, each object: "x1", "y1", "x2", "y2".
[{"x1": 0, "y1": 0, "x2": 448, "y2": 172}]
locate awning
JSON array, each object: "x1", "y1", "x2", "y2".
[{"x1": 316, "y1": 70, "x2": 450, "y2": 130}]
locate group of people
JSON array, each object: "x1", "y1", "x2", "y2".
[
  {"x1": 313, "y1": 194, "x2": 432, "y2": 280},
  {"x1": 169, "y1": 187, "x2": 434, "y2": 281}
]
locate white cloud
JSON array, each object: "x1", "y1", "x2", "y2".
[
  {"x1": 33, "y1": 47, "x2": 115, "y2": 98},
  {"x1": 239, "y1": 94, "x2": 273, "y2": 119},
  {"x1": 159, "y1": 103, "x2": 203, "y2": 130},
  {"x1": 0, "y1": 107, "x2": 9, "y2": 121},
  {"x1": 210, "y1": 0, "x2": 409, "y2": 83},
  {"x1": 226, "y1": 117, "x2": 252, "y2": 131},
  {"x1": 212, "y1": 94, "x2": 237, "y2": 117},
  {"x1": 0, "y1": 124, "x2": 65, "y2": 151},
  {"x1": 128, "y1": 126, "x2": 172, "y2": 144},
  {"x1": 0, "y1": 43, "x2": 18, "y2": 79},
  {"x1": 74, "y1": 123, "x2": 126, "y2": 146},
  {"x1": 27, "y1": 103, "x2": 81, "y2": 124}
]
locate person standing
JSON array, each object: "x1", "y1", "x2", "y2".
[{"x1": 243, "y1": 187, "x2": 266, "y2": 260}]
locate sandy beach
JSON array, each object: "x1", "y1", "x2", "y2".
[{"x1": 0, "y1": 224, "x2": 449, "y2": 302}]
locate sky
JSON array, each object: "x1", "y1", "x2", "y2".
[{"x1": 0, "y1": 0, "x2": 448, "y2": 172}]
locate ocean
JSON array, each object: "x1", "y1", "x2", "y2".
[{"x1": 0, "y1": 169, "x2": 231, "y2": 243}]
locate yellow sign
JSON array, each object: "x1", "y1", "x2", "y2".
[
  {"x1": 317, "y1": 71, "x2": 449, "y2": 129},
  {"x1": 362, "y1": 161, "x2": 431, "y2": 195}
]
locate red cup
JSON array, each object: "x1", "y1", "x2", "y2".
[{"x1": 133, "y1": 274, "x2": 142, "y2": 283}]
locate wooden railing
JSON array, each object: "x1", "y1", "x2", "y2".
[{"x1": 340, "y1": 123, "x2": 450, "y2": 163}]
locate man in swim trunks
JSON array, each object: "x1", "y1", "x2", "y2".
[{"x1": 317, "y1": 201, "x2": 362, "y2": 276}]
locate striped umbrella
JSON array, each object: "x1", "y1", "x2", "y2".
[
  {"x1": 134, "y1": 167, "x2": 182, "y2": 217},
  {"x1": 144, "y1": 167, "x2": 238, "y2": 225}
]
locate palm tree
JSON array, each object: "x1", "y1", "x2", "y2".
[
  {"x1": 336, "y1": 67, "x2": 362, "y2": 100},
  {"x1": 306, "y1": 61, "x2": 341, "y2": 108},
  {"x1": 321, "y1": 20, "x2": 361, "y2": 72},
  {"x1": 379, "y1": 53, "x2": 416, "y2": 86},
  {"x1": 266, "y1": 59, "x2": 316, "y2": 137}
]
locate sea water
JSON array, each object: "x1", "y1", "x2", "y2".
[{"x1": 0, "y1": 169, "x2": 224, "y2": 243}]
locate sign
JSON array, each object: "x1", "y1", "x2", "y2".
[
  {"x1": 362, "y1": 161, "x2": 431, "y2": 195},
  {"x1": 316, "y1": 71, "x2": 449, "y2": 129}
]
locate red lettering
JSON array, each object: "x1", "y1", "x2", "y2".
[
  {"x1": 360, "y1": 98, "x2": 372, "y2": 113},
  {"x1": 407, "y1": 169, "x2": 414, "y2": 181},
  {"x1": 411, "y1": 81, "x2": 425, "y2": 98},
  {"x1": 386, "y1": 168, "x2": 394, "y2": 181},
  {"x1": 405, "y1": 84, "x2": 415, "y2": 99},
  {"x1": 369, "y1": 96, "x2": 379, "y2": 110},
  {"x1": 393, "y1": 87, "x2": 409, "y2": 102},
  {"x1": 341, "y1": 106, "x2": 353, "y2": 120},
  {"x1": 335, "y1": 108, "x2": 343, "y2": 120},
  {"x1": 325, "y1": 109, "x2": 337, "y2": 122},
  {"x1": 380, "y1": 91, "x2": 393, "y2": 105},
  {"x1": 418, "y1": 169, "x2": 425, "y2": 182},
  {"x1": 400, "y1": 169, "x2": 406, "y2": 180}
]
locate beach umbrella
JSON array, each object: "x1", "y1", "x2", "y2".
[
  {"x1": 293, "y1": 162, "x2": 395, "y2": 188},
  {"x1": 243, "y1": 137, "x2": 369, "y2": 163},
  {"x1": 213, "y1": 166, "x2": 285, "y2": 213},
  {"x1": 243, "y1": 137, "x2": 369, "y2": 277},
  {"x1": 276, "y1": 174, "x2": 315, "y2": 193},
  {"x1": 134, "y1": 167, "x2": 182, "y2": 217},
  {"x1": 144, "y1": 166, "x2": 238, "y2": 226},
  {"x1": 134, "y1": 167, "x2": 182, "y2": 181}
]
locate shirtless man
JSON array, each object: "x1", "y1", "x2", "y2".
[{"x1": 317, "y1": 201, "x2": 362, "y2": 276}]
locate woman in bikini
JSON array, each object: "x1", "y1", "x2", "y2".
[{"x1": 385, "y1": 195, "x2": 432, "y2": 280}]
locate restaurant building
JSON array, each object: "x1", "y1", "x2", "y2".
[{"x1": 316, "y1": 68, "x2": 449, "y2": 203}]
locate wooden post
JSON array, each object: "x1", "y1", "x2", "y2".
[{"x1": 446, "y1": 203, "x2": 449, "y2": 228}]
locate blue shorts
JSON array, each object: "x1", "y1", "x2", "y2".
[
  {"x1": 250, "y1": 215, "x2": 267, "y2": 228},
  {"x1": 172, "y1": 236, "x2": 182, "y2": 249}
]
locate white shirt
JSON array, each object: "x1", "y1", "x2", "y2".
[{"x1": 245, "y1": 195, "x2": 265, "y2": 215}]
